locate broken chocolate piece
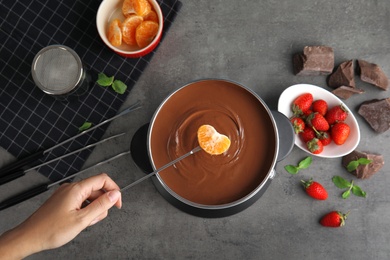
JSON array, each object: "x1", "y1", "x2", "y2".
[
  {"x1": 342, "y1": 150, "x2": 384, "y2": 179},
  {"x1": 328, "y1": 60, "x2": 355, "y2": 88},
  {"x1": 332, "y1": 86, "x2": 364, "y2": 100},
  {"x1": 358, "y1": 98, "x2": 390, "y2": 133},
  {"x1": 293, "y1": 46, "x2": 334, "y2": 76},
  {"x1": 357, "y1": 59, "x2": 389, "y2": 90}
]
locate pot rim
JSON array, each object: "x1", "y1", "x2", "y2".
[{"x1": 147, "y1": 78, "x2": 280, "y2": 210}]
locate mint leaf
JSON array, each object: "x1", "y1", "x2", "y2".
[
  {"x1": 112, "y1": 80, "x2": 127, "y2": 94},
  {"x1": 79, "y1": 122, "x2": 92, "y2": 132},
  {"x1": 284, "y1": 157, "x2": 312, "y2": 174},
  {"x1": 347, "y1": 161, "x2": 360, "y2": 172},
  {"x1": 298, "y1": 156, "x2": 312, "y2": 169},
  {"x1": 347, "y1": 158, "x2": 372, "y2": 172},
  {"x1": 332, "y1": 176, "x2": 352, "y2": 189},
  {"x1": 96, "y1": 73, "x2": 114, "y2": 87},
  {"x1": 352, "y1": 185, "x2": 367, "y2": 198},
  {"x1": 284, "y1": 165, "x2": 299, "y2": 174},
  {"x1": 342, "y1": 190, "x2": 351, "y2": 199}
]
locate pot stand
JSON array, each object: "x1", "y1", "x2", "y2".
[{"x1": 130, "y1": 112, "x2": 294, "y2": 218}]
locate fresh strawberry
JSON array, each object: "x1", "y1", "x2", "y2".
[
  {"x1": 325, "y1": 105, "x2": 348, "y2": 125},
  {"x1": 302, "y1": 109, "x2": 313, "y2": 119},
  {"x1": 314, "y1": 130, "x2": 332, "y2": 146},
  {"x1": 290, "y1": 117, "x2": 305, "y2": 134},
  {"x1": 306, "y1": 112, "x2": 329, "y2": 131},
  {"x1": 292, "y1": 93, "x2": 313, "y2": 116},
  {"x1": 306, "y1": 138, "x2": 323, "y2": 154},
  {"x1": 300, "y1": 126, "x2": 316, "y2": 143},
  {"x1": 301, "y1": 178, "x2": 328, "y2": 200},
  {"x1": 312, "y1": 99, "x2": 328, "y2": 116},
  {"x1": 320, "y1": 211, "x2": 350, "y2": 227},
  {"x1": 331, "y1": 122, "x2": 350, "y2": 145}
]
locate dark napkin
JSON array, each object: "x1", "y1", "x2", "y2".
[{"x1": 0, "y1": 0, "x2": 182, "y2": 182}]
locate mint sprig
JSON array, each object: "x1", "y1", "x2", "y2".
[
  {"x1": 79, "y1": 122, "x2": 92, "y2": 132},
  {"x1": 346, "y1": 158, "x2": 372, "y2": 172},
  {"x1": 332, "y1": 176, "x2": 367, "y2": 199},
  {"x1": 284, "y1": 156, "x2": 312, "y2": 174},
  {"x1": 96, "y1": 73, "x2": 127, "y2": 94}
]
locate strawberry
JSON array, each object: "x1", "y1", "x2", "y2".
[
  {"x1": 314, "y1": 129, "x2": 332, "y2": 146},
  {"x1": 302, "y1": 109, "x2": 313, "y2": 119},
  {"x1": 306, "y1": 138, "x2": 323, "y2": 154},
  {"x1": 312, "y1": 99, "x2": 328, "y2": 116},
  {"x1": 300, "y1": 126, "x2": 315, "y2": 143},
  {"x1": 331, "y1": 122, "x2": 350, "y2": 145},
  {"x1": 290, "y1": 117, "x2": 305, "y2": 134},
  {"x1": 320, "y1": 211, "x2": 350, "y2": 227},
  {"x1": 292, "y1": 93, "x2": 313, "y2": 116},
  {"x1": 325, "y1": 105, "x2": 348, "y2": 125},
  {"x1": 301, "y1": 179, "x2": 328, "y2": 200},
  {"x1": 306, "y1": 112, "x2": 329, "y2": 131}
]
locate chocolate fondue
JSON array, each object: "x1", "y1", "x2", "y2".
[{"x1": 149, "y1": 80, "x2": 277, "y2": 205}]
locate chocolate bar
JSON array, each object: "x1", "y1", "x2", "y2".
[
  {"x1": 358, "y1": 98, "x2": 390, "y2": 133},
  {"x1": 293, "y1": 46, "x2": 334, "y2": 76},
  {"x1": 328, "y1": 60, "x2": 355, "y2": 88},
  {"x1": 357, "y1": 59, "x2": 389, "y2": 90},
  {"x1": 342, "y1": 150, "x2": 384, "y2": 179}
]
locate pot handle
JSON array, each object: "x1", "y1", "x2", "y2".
[{"x1": 271, "y1": 111, "x2": 295, "y2": 162}]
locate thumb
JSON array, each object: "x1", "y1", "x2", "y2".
[{"x1": 81, "y1": 190, "x2": 122, "y2": 226}]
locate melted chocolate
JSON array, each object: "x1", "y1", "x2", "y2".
[{"x1": 149, "y1": 80, "x2": 277, "y2": 205}]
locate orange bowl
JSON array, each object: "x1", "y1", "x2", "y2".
[{"x1": 96, "y1": 0, "x2": 164, "y2": 58}]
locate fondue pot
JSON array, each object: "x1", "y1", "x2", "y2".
[{"x1": 131, "y1": 79, "x2": 294, "y2": 218}]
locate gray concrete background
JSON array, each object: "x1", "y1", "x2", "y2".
[{"x1": 1, "y1": 0, "x2": 390, "y2": 259}]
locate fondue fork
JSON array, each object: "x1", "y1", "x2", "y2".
[
  {"x1": 0, "y1": 101, "x2": 141, "y2": 177},
  {"x1": 0, "y1": 151, "x2": 130, "y2": 211},
  {"x1": 121, "y1": 146, "x2": 202, "y2": 192}
]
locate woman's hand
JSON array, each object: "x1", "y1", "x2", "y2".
[{"x1": 0, "y1": 173, "x2": 122, "y2": 259}]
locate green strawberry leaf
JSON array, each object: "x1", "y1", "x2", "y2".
[
  {"x1": 112, "y1": 80, "x2": 127, "y2": 94},
  {"x1": 284, "y1": 165, "x2": 299, "y2": 174},
  {"x1": 298, "y1": 156, "x2": 312, "y2": 169},
  {"x1": 342, "y1": 190, "x2": 351, "y2": 199},
  {"x1": 352, "y1": 185, "x2": 367, "y2": 198},
  {"x1": 79, "y1": 122, "x2": 92, "y2": 132},
  {"x1": 332, "y1": 176, "x2": 352, "y2": 189},
  {"x1": 96, "y1": 73, "x2": 114, "y2": 87}
]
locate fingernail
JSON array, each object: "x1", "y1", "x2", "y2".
[{"x1": 107, "y1": 190, "x2": 120, "y2": 203}]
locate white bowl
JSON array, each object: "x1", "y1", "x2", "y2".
[{"x1": 278, "y1": 84, "x2": 360, "y2": 158}]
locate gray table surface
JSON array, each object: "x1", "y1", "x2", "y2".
[{"x1": 1, "y1": 0, "x2": 390, "y2": 259}]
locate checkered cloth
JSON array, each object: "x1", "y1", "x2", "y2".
[{"x1": 0, "y1": 0, "x2": 181, "y2": 181}]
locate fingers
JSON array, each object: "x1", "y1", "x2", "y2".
[
  {"x1": 76, "y1": 173, "x2": 122, "y2": 208},
  {"x1": 82, "y1": 190, "x2": 122, "y2": 226}
]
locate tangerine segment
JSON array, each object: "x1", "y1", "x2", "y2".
[
  {"x1": 122, "y1": 0, "x2": 151, "y2": 17},
  {"x1": 108, "y1": 19, "x2": 122, "y2": 46},
  {"x1": 121, "y1": 15, "x2": 143, "y2": 46},
  {"x1": 143, "y1": 10, "x2": 158, "y2": 23},
  {"x1": 135, "y1": 21, "x2": 159, "y2": 48},
  {"x1": 197, "y1": 125, "x2": 231, "y2": 155}
]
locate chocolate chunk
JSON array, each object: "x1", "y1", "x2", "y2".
[
  {"x1": 293, "y1": 46, "x2": 334, "y2": 76},
  {"x1": 328, "y1": 60, "x2": 355, "y2": 88},
  {"x1": 358, "y1": 98, "x2": 390, "y2": 133},
  {"x1": 332, "y1": 86, "x2": 364, "y2": 100},
  {"x1": 357, "y1": 59, "x2": 389, "y2": 90},
  {"x1": 342, "y1": 150, "x2": 384, "y2": 179}
]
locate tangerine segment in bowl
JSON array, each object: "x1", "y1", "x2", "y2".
[
  {"x1": 197, "y1": 125, "x2": 231, "y2": 155},
  {"x1": 108, "y1": 19, "x2": 122, "y2": 47},
  {"x1": 122, "y1": 0, "x2": 151, "y2": 17},
  {"x1": 136, "y1": 21, "x2": 159, "y2": 48},
  {"x1": 122, "y1": 15, "x2": 143, "y2": 45}
]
